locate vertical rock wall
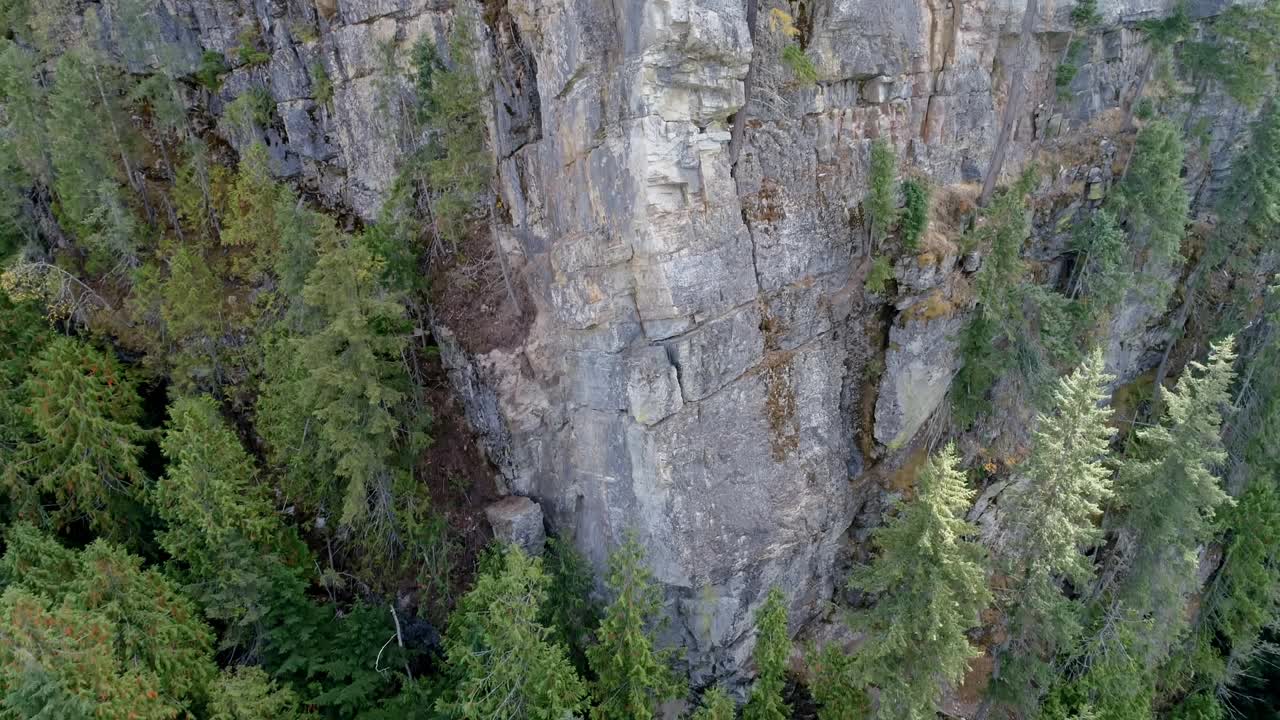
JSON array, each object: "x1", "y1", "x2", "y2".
[{"x1": 105, "y1": 0, "x2": 1270, "y2": 685}]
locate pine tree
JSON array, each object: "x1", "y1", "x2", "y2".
[
  {"x1": 437, "y1": 546, "x2": 587, "y2": 719},
  {"x1": 207, "y1": 665, "x2": 303, "y2": 720},
  {"x1": 1041, "y1": 611, "x2": 1155, "y2": 720},
  {"x1": 691, "y1": 686, "x2": 737, "y2": 720},
  {"x1": 1181, "y1": 0, "x2": 1280, "y2": 108},
  {"x1": 0, "y1": 587, "x2": 175, "y2": 720},
  {"x1": 0, "y1": 139, "x2": 35, "y2": 255},
  {"x1": 1111, "y1": 120, "x2": 1188, "y2": 279},
  {"x1": 153, "y1": 395, "x2": 309, "y2": 648},
  {"x1": 899, "y1": 178, "x2": 930, "y2": 251},
  {"x1": 81, "y1": 179, "x2": 141, "y2": 273},
  {"x1": 220, "y1": 142, "x2": 285, "y2": 278},
  {"x1": 0, "y1": 39, "x2": 51, "y2": 185},
  {"x1": 587, "y1": 535, "x2": 686, "y2": 720},
  {"x1": 953, "y1": 171, "x2": 1036, "y2": 426},
  {"x1": 1186, "y1": 480, "x2": 1280, "y2": 688},
  {"x1": 0, "y1": 524, "x2": 217, "y2": 717},
  {"x1": 260, "y1": 599, "x2": 408, "y2": 717},
  {"x1": 808, "y1": 644, "x2": 869, "y2": 720},
  {"x1": 416, "y1": 19, "x2": 491, "y2": 250},
  {"x1": 9, "y1": 336, "x2": 148, "y2": 534},
  {"x1": 1212, "y1": 103, "x2": 1280, "y2": 271},
  {"x1": 45, "y1": 46, "x2": 139, "y2": 239},
  {"x1": 743, "y1": 587, "x2": 790, "y2": 720},
  {"x1": 542, "y1": 536, "x2": 602, "y2": 675},
  {"x1": 586, "y1": 532, "x2": 691, "y2": 717},
  {"x1": 0, "y1": 294, "x2": 49, "y2": 455},
  {"x1": 257, "y1": 236, "x2": 416, "y2": 530},
  {"x1": 985, "y1": 349, "x2": 1116, "y2": 713},
  {"x1": 1118, "y1": 338, "x2": 1237, "y2": 650},
  {"x1": 848, "y1": 444, "x2": 991, "y2": 720},
  {"x1": 159, "y1": 255, "x2": 222, "y2": 336},
  {"x1": 46, "y1": 48, "x2": 121, "y2": 233},
  {"x1": 173, "y1": 139, "x2": 230, "y2": 243},
  {"x1": 867, "y1": 139, "x2": 897, "y2": 243},
  {"x1": 1069, "y1": 210, "x2": 1129, "y2": 329}
]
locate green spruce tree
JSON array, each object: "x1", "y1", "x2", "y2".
[
  {"x1": 207, "y1": 666, "x2": 303, "y2": 720},
  {"x1": 587, "y1": 535, "x2": 686, "y2": 720},
  {"x1": 8, "y1": 336, "x2": 148, "y2": 534},
  {"x1": 1111, "y1": 120, "x2": 1188, "y2": 287},
  {"x1": 848, "y1": 444, "x2": 991, "y2": 720},
  {"x1": 691, "y1": 687, "x2": 737, "y2": 720},
  {"x1": 220, "y1": 142, "x2": 285, "y2": 279},
  {"x1": 437, "y1": 546, "x2": 587, "y2": 719},
  {"x1": 1118, "y1": 338, "x2": 1237, "y2": 653},
  {"x1": 257, "y1": 236, "x2": 416, "y2": 530},
  {"x1": 984, "y1": 349, "x2": 1116, "y2": 715},
  {"x1": 743, "y1": 587, "x2": 790, "y2": 720},
  {"x1": 0, "y1": 524, "x2": 216, "y2": 717},
  {"x1": 867, "y1": 139, "x2": 898, "y2": 243},
  {"x1": 153, "y1": 395, "x2": 309, "y2": 648},
  {"x1": 808, "y1": 644, "x2": 868, "y2": 720},
  {"x1": 542, "y1": 536, "x2": 603, "y2": 675}
]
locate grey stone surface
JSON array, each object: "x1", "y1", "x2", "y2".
[
  {"x1": 626, "y1": 347, "x2": 684, "y2": 426},
  {"x1": 665, "y1": 303, "x2": 765, "y2": 402},
  {"x1": 92, "y1": 0, "x2": 1269, "y2": 688},
  {"x1": 485, "y1": 496, "x2": 546, "y2": 556},
  {"x1": 874, "y1": 312, "x2": 966, "y2": 450}
]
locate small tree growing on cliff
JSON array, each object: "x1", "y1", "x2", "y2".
[
  {"x1": 848, "y1": 444, "x2": 991, "y2": 720},
  {"x1": 587, "y1": 534, "x2": 685, "y2": 720},
  {"x1": 867, "y1": 139, "x2": 898, "y2": 244},
  {"x1": 743, "y1": 587, "x2": 790, "y2": 720},
  {"x1": 691, "y1": 686, "x2": 736, "y2": 720},
  {"x1": 414, "y1": 19, "x2": 491, "y2": 252},
  {"x1": 1111, "y1": 120, "x2": 1189, "y2": 285},
  {"x1": 899, "y1": 178, "x2": 930, "y2": 252}
]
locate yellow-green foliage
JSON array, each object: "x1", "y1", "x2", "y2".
[
  {"x1": 208, "y1": 666, "x2": 303, "y2": 720},
  {"x1": 6, "y1": 337, "x2": 148, "y2": 535},
  {"x1": 867, "y1": 139, "x2": 898, "y2": 242},
  {"x1": 235, "y1": 26, "x2": 270, "y2": 66},
  {"x1": 847, "y1": 445, "x2": 991, "y2": 720},
  {"x1": 769, "y1": 9, "x2": 817, "y2": 86},
  {"x1": 865, "y1": 255, "x2": 895, "y2": 295},
  {"x1": 691, "y1": 687, "x2": 737, "y2": 720},
  {"x1": 899, "y1": 178, "x2": 930, "y2": 251},
  {"x1": 0, "y1": 525, "x2": 217, "y2": 716}
]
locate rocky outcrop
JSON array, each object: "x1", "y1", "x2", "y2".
[
  {"x1": 485, "y1": 495, "x2": 547, "y2": 556},
  {"x1": 104, "y1": 0, "x2": 1269, "y2": 687}
]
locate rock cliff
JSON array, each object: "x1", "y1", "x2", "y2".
[{"x1": 107, "y1": 0, "x2": 1268, "y2": 686}]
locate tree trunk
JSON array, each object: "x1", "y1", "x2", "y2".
[
  {"x1": 91, "y1": 62, "x2": 154, "y2": 225},
  {"x1": 981, "y1": 0, "x2": 1040, "y2": 206},
  {"x1": 1150, "y1": 256, "x2": 1209, "y2": 412}
]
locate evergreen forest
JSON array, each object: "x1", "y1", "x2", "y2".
[{"x1": 1, "y1": 1, "x2": 1280, "y2": 719}]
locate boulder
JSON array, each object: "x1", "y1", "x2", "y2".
[{"x1": 484, "y1": 496, "x2": 546, "y2": 556}]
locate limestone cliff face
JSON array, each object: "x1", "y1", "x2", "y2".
[{"x1": 114, "y1": 0, "x2": 1264, "y2": 684}]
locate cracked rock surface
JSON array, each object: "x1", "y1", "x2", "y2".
[{"x1": 108, "y1": 0, "x2": 1270, "y2": 684}]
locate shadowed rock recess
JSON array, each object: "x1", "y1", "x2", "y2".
[{"x1": 106, "y1": 0, "x2": 1271, "y2": 686}]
